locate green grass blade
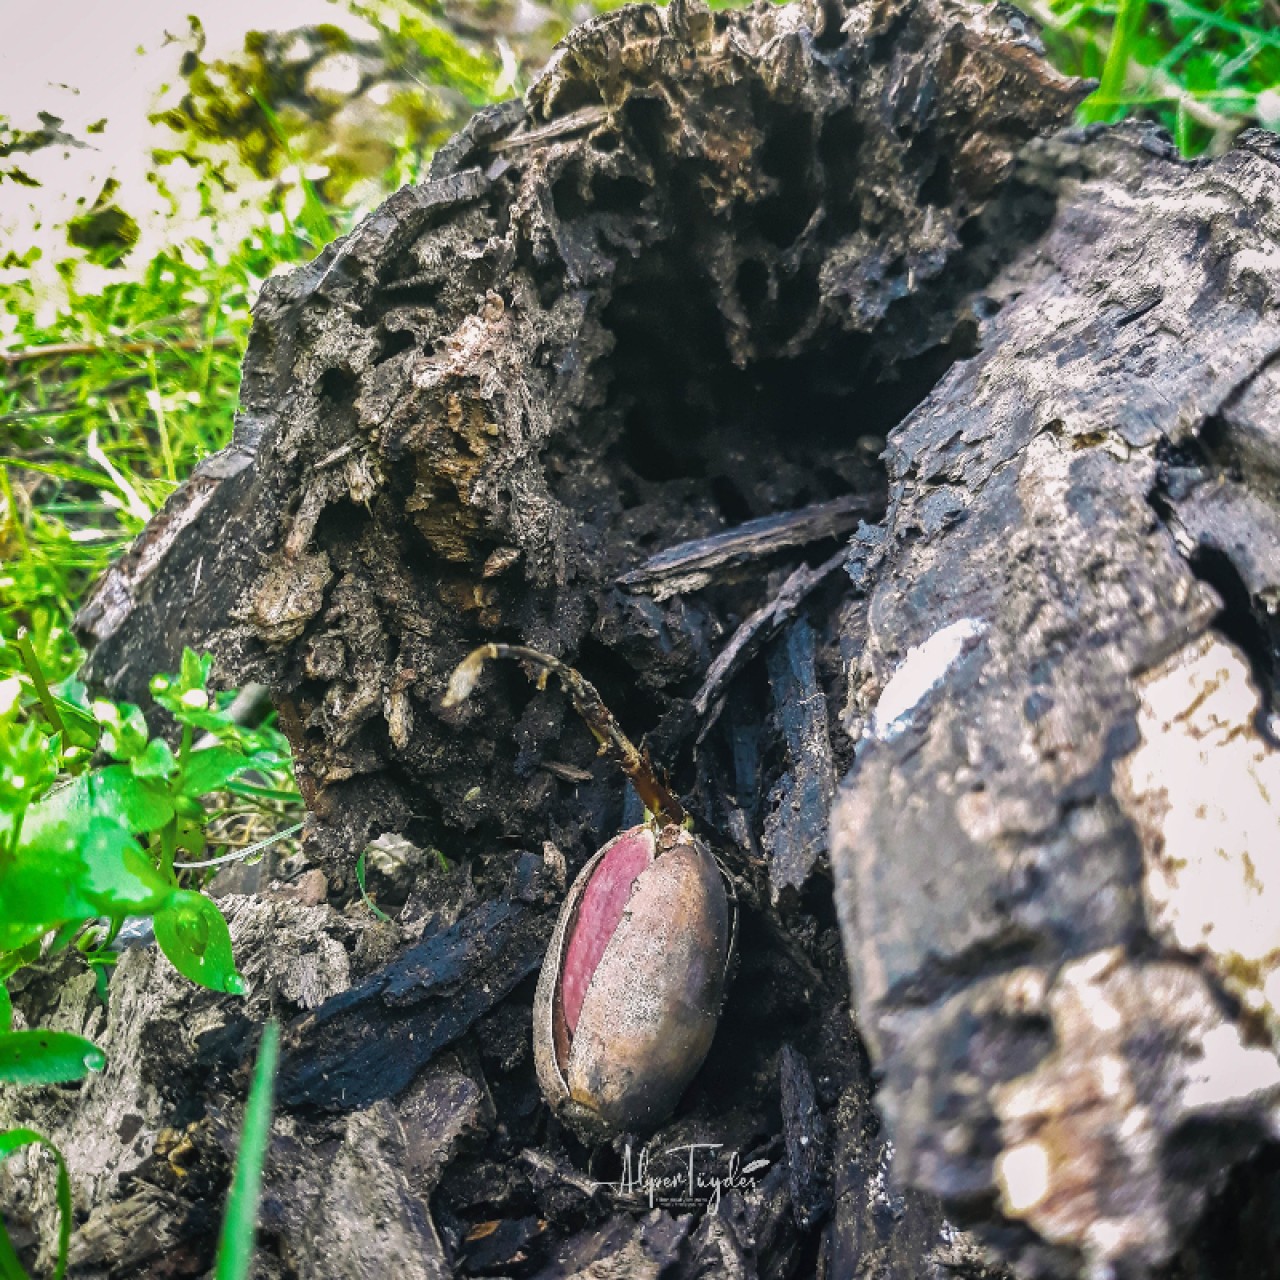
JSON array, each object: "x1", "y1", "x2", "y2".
[
  {"x1": 355, "y1": 850, "x2": 392, "y2": 923},
  {"x1": 0, "y1": 457, "x2": 106, "y2": 488},
  {"x1": 0, "y1": 1129, "x2": 72, "y2": 1280},
  {"x1": 14, "y1": 632, "x2": 67, "y2": 740},
  {"x1": 0, "y1": 1217, "x2": 32, "y2": 1280},
  {"x1": 214, "y1": 1020, "x2": 280, "y2": 1280},
  {"x1": 1099, "y1": 0, "x2": 1148, "y2": 105}
]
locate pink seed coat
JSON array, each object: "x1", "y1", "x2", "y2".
[{"x1": 560, "y1": 830, "x2": 654, "y2": 1033}]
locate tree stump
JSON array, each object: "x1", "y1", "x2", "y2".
[{"x1": 6, "y1": 0, "x2": 1280, "y2": 1277}]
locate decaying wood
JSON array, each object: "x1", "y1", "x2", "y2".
[
  {"x1": 618, "y1": 495, "x2": 877, "y2": 598},
  {"x1": 9, "y1": 0, "x2": 1280, "y2": 1277},
  {"x1": 763, "y1": 618, "x2": 835, "y2": 902},
  {"x1": 692, "y1": 548, "x2": 848, "y2": 724},
  {"x1": 278, "y1": 899, "x2": 551, "y2": 1112},
  {"x1": 830, "y1": 127, "x2": 1280, "y2": 1278},
  {"x1": 779, "y1": 1044, "x2": 830, "y2": 1230}
]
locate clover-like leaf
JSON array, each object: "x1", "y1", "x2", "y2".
[
  {"x1": 155, "y1": 890, "x2": 245, "y2": 995},
  {"x1": 23, "y1": 765, "x2": 174, "y2": 852},
  {"x1": 131, "y1": 736, "x2": 177, "y2": 781},
  {"x1": 181, "y1": 745, "x2": 258, "y2": 798},
  {"x1": 0, "y1": 1030, "x2": 106, "y2": 1086}
]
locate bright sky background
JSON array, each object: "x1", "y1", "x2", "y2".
[
  {"x1": 1, "y1": 0, "x2": 359, "y2": 136},
  {"x1": 0, "y1": 0, "x2": 371, "y2": 317}
]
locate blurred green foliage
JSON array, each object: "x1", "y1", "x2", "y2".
[
  {"x1": 214, "y1": 1021, "x2": 281, "y2": 1280},
  {"x1": 0, "y1": 635, "x2": 299, "y2": 1272},
  {"x1": 0, "y1": 223, "x2": 323, "y2": 683},
  {"x1": 1031, "y1": 0, "x2": 1280, "y2": 154},
  {"x1": 0, "y1": 641, "x2": 296, "y2": 1012}
]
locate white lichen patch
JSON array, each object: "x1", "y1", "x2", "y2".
[
  {"x1": 995, "y1": 1141, "x2": 1051, "y2": 1213},
  {"x1": 867, "y1": 618, "x2": 986, "y2": 741},
  {"x1": 1182, "y1": 1023, "x2": 1280, "y2": 1111},
  {"x1": 1115, "y1": 632, "x2": 1280, "y2": 1038},
  {"x1": 992, "y1": 948, "x2": 1280, "y2": 1270}
]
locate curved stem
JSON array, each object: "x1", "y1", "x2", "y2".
[{"x1": 444, "y1": 643, "x2": 686, "y2": 826}]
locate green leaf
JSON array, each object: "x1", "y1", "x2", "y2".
[
  {"x1": 47, "y1": 694, "x2": 99, "y2": 750},
  {"x1": 22, "y1": 766, "x2": 174, "y2": 850},
  {"x1": 0, "y1": 820, "x2": 171, "y2": 950},
  {"x1": 14, "y1": 633, "x2": 72, "y2": 747},
  {"x1": 0, "y1": 1030, "x2": 105, "y2": 1086},
  {"x1": 93, "y1": 700, "x2": 149, "y2": 761},
  {"x1": 241, "y1": 723, "x2": 291, "y2": 762},
  {"x1": 172, "y1": 794, "x2": 205, "y2": 821},
  {"x1": 226, "y1": 780, "x2": 299, "y2": 804},
  {"x1": 180, "y1": 649, "x2": 213, "y2": 694},
  {"x1": 131, "y1": 737, "x2": 177, "y2": 780},
  {"x1": 0, "y1": 717, "x2": 59, "y2": 817},
  {"x1": 173, "y1": 818, "x2": 207, "y2": 862},
  {"x1": 0, "y1": 944, "x2": 39, "y2": 984},
  {"x1": 52, "y1": 678, "x2": 90, "y2": 711},
  {"x1": 0, "y1": 922, "x2": 54, "y2": 958},
  {"x1": 76, "y1": 820, "x2": 173, "y2": 914},
  {"x1": 151, "y1": 688, "x2": 231, "y2": 735},
  {"x1": 148, "y1": 651, "x2": 219, "y2": 729},
  {"x1": 0, "y1": 856, "x2": 90, "y2": 950},
  {"x1": 181, "y1": 745, "x2": 256, "y2": 797},
  {"x1": 86, "y1": 767, "x2": 174, "y2": 833},
  {"x1": 0, "y1": 988, "x2": 10, "y2": 1033},
  {"x1": 214, "y1": 1021, "x2": 280, "y2": 1280},
  {"x1": 0, "y1": 1128, "x2": 72, "y2": 1280},
  {"x1": 154, "y1": 891, "x2": 244, "y2": 995}
]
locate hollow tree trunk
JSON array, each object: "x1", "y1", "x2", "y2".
[{"x1": 7, "y1": 1, "x2": 1280, "y2": 1278}]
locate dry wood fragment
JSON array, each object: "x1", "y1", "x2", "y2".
[{"x1": 618, "y1": 494, "x2": 879, "y2": 598}]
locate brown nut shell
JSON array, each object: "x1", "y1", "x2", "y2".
[{"x1": 533, "y1": 822, "x2": 734, "y2": 1140}]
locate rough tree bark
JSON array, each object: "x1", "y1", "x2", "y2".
[
  {"x1": 830, "y1": 127, "x2": 1280, "y2": 1279},
  {"x1": 5, "y1": 0, "x2": 1280, "y2": 1277}
]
